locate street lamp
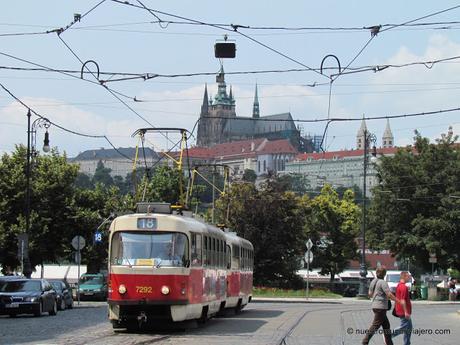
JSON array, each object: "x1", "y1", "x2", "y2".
[
  {"x1": 23, "y1": 109, "x2": 51, "y2": 278},
  {"x1": 358, "y1": 129, "x2": 376, "y2": 298}
]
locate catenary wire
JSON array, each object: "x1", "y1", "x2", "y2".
[
  {"x1": 0, "y1": 82, "x2": 134, "y2": 161},
  {"x1": 110, "y1": 0, "x2": 326, "y2": 79}
]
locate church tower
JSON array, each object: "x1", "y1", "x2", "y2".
[
  {"x1": 196, "y1": 66, "x2": 236, "y2": 147},
  {"x1": 382, "y1": 119, "x2": 394, "y2": 148},
  {"x1": 356, "y1": 118, "x2": 367, "y2": 150},
  {"x1": 252, "y1": 84, "x2": 260, "y2": 118}
]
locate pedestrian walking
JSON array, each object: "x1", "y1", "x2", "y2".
[
  {"x1": 392, "y1": 271, "x2": 412, "y2": 345},
  {"x1": 362, "y1": 266, "x2": 399, "y2": 345}
]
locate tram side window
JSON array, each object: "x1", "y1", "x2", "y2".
[
  {"x1": 220, "y1": 240, "x2": 224, "y2": 268},
  {"x1": 214, "y1": 237, "x2": 217, "y2": 266},
  {"x1": 207, "y1": 236, "x2": 212, "y2": 267},
  {"x1": 203, "y1": 236, "x2": 208, "y2": 266},
  {"x1": 191, "y1": 233, "x2": 202, "y2": 266},
  {"x1": 232, "y1": 244, "x2": 240, "y2": 269},
  {"x1": 226, "y1": 244, "x2": 231, "y2": 269}
]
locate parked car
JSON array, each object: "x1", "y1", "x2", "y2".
[
  {"x1": 49, "y1": 280, "x2": 73, "y2": 310},
  {"x1": 385, "y1": 270, "x2": 414, "y2": 293},
  {"x1": 77, "y1": 273, "x2": 107, "y2": 301},
  {"x1": 0, "y1": 279, "x2": 58, "y2": 317},
  {"x1": 0, "y1": 275, "x2": 24, "y2": 290}
]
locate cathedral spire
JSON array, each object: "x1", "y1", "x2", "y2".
[
  {"x1": 356, "y1": 117, "x2": 367, "y2": 150},
  {"x1": 382, "y1": 118, "x2": 394, "y2": 148},
  {"x1": 201, "y1": 83, "x2": 209, "y2": 115},
  {"x1": 252, "y1": 83, "x2": 260, "y2": 118}
]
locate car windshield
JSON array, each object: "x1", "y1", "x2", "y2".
[
  {"x1": 50, "y1": 282, "x2": 63, "y2": 291},
  {"x1": 79, "y1": 276, "x2": 103, "y2": 285},
  {"x1": 111, "y1": 231, "x2": 189, "y2": 267},
  {"x1": 0, "y1": 280, "x2": 41, "y2": 292},
  {"x1": 386, "y1": 274, "x2": 400, "y2": 283}
]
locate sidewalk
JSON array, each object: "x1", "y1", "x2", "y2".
[{"x1": 252, "y1": 296, "x2": 460, "y2": 305}]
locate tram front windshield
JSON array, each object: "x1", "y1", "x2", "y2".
[{"x1": 111, "y1": 232, "x2": 188, "y2": 267}]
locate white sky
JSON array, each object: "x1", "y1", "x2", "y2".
[{"x1": 1, "y1": 1, "x2": 460, "y2": 157}]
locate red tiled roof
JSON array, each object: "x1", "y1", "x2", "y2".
[
  {"x1": 211, "y1": 138, "x2": 266, "y2": 158},
  {"x1": 348, "y1": 253, "x2": 397, "y2": 270},
  {"x1": 257, "y1": 139, "x2": 297, "y2": 155},
  {"x1": 184, "y1": 138, "x2": 297, "y2": 160},
  {"x1": 295, "y1": 146, "x2": 399, "y2": 161}
]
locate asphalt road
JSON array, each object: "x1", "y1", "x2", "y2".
[{"x1": 0, "y1": 300, "x2": 458, "y2": 345}]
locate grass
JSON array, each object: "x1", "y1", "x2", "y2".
[{"x1": 253, "y1": 287, "x2": 342, "y2": 299}]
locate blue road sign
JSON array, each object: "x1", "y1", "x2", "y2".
[{"x1": 94, "y1": 231, "x2": 102, "y2": 243}]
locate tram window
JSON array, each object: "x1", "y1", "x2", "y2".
[
  {"x1": 219, "y1": 240, "x2": 224, "y2": 268},
  {"x1": 221, "y1": 241, "x2": 225, "y2": 268},
  {"x1": 231, "y1": 244, "x2": 240, "y2": 269},
  {"x1": 203, "y1": 236, "x2": 208, "y2": 267},
  {"x1": 191, "y1": 233, "x2": 202, "y2": 267},
  {"x1": 226, "y1": 244, "x2": 231, "y2": 269},
  {"x1": 219, "y1": 240, "x2": 222, "y2": 267},
  {"x1": 212, "y1": 238, "x2": 216, "y2": 267},
  {"x1": 110, "y1": 231, "x2": 188, "y2": 267}
]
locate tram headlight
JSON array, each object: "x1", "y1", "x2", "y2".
[
  {"x1": 161, "y1": 285, "x2": 170, "y2": 295},
  {"x1": 118, "y1": 284, "x2": 127, "y2": 295}
]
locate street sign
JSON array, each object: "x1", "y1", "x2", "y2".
[
  {"x1": 71, "y1": 236, "x2": 85, "y2": 250},
  {"x1": 304, "y1": 250, "x2": 314, "y2": 264},
  {"x1": 306, "y1": 238, "x2": 313, "y2": 250},
  {"x1": 17, "y1": 233, "x2": 29, "y2": 258},
  {"x1": 429, "y1": 257, "x2": 437, "y2": 263},
  {"x1": 75, "y1": 252, "x2": 81, "y2": 264},
  {"x1": 94, "y1": 231, "x2": 102, "y2": 243}
]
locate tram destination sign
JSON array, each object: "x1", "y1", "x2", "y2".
[{"x1": 137, "y1": 218, "x2": 158, "y2": 230}]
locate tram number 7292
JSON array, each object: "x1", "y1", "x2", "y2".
[{"x1": 136, "y1": 286, "x2": 153, "y2": 294}]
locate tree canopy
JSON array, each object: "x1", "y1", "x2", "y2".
[{"x1": 368, "y1": 130, "x2": 460, "y2": 271}]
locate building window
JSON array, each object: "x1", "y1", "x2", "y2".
[
  {"x1": 258, "y1": 161, "x2": 260, "y2": 172},
  {"x1": 263, "y1": 160, "x2": 266, "y2": 172}
]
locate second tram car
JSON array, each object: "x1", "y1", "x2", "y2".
[{"x1": 107, "y1": 203, "x2": 253, "y2": 329}]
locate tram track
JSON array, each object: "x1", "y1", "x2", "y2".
[{"x1": 277, "y1": 304, "x2": 368, "y2": 345}]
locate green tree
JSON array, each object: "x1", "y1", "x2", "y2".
[
  {"x1": 70, "y1": 184, "x2": 130, "y2": 273},
  {"x1": 92, "y1": 160, "x2": 113, "y2": 186},
  {"x1": 0, "y1": 146, "x2": 79, "y2": 272},
  {"x1": 139, "y1": 166, "x2": 181, "y2": 204},
  {"x1": 216, "y1": 176, "x2": 308, "y2": 288},
  {"x1": 277, "y1": 173, "x2": 311, "y2": 195},
  {"x1": 368, "y1": 130, "x2": 460, "y2": 271},
  {"x1": 74, "y1": 172, "x2": 93, "y2": 189},
  {"x1": 304, "y1": 184, "x2": 361, "y2": 283},
  {"x1": 242, "y1": 169, "x2": 257, "y2": 183}
]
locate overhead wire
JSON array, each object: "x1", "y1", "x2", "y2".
[
  {"x1": 110, "y1": 0, "x2": 327, "y2": 79},
  {"x1": 380, "y1": 4, "x2": 460, "y2": 33},
  {"x1": 53, "y1": 0, "x2": 108, "y2": 35},
  {"x1": 0, "y1": 82, "x2": 134, "y2": 161},
  {"x1": 2, "y1": 53, "x2": 460, "y2": 86}
]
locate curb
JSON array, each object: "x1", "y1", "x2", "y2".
[{"x1": 251, "y1": 297, "x2": 342, "y2": 304}]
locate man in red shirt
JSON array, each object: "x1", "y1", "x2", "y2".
[{"x1": 393, "y1": 271, "x2": 412, "y2": 345}]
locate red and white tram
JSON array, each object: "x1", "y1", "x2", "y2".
[{"x1": 107, "y1": 203, "x2": 253, "y2": 329}]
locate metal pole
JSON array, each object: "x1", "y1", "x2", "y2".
[
  {"x1": 77, "y1": 237, "x2": 81, "y2": 306},
  {"x1": 306, "y1": 256, "x2": 310, "y2": 300},
  {"x1": 358, "y1": 130, "x2": 368, "y2": 297},
  {"x1": 212, "y1": 169, "x2": 215, "y2": 224},
  {"x1": 23, "y1": 110, "x2": 32, "y2": 278}
]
